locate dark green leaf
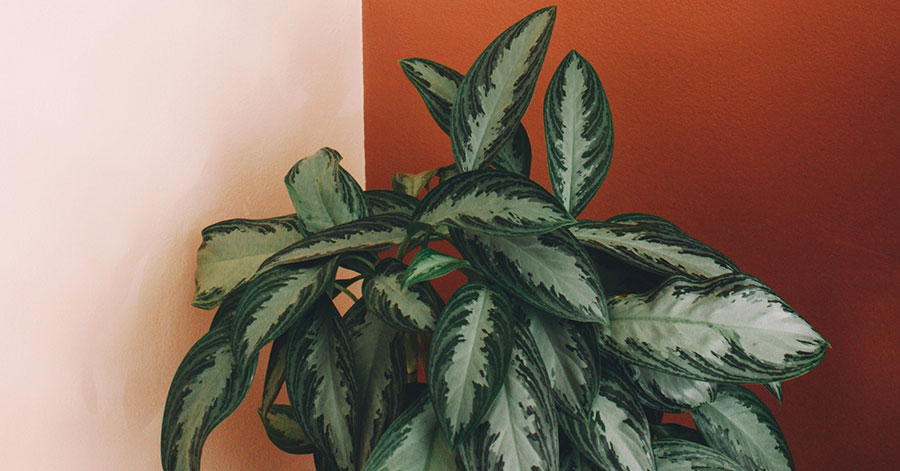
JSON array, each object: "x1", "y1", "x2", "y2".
[
  {"x1": 258, "y1": 405, "x2": 315, "y2": 454},
  {"x1": 365, "y1": 190, "x2": 420, "y2": 217}
]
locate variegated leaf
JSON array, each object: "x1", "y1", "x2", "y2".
[
  {"x1": 362, "y1": 393, "x2": 462, "y2": 471},
  {"x1": 491, "y1": 124, "x2": 532, "y2": 176},
  {"x1": 450, "y1": 227, "x2": 608, "y2": 323},
  {"x1": 558, "y1": 369, "x2": 655, "y2": 471},
  {"x1": 571, "y1": 218, "x2": 738, "y2": 280},
  {"x1": 193, "y1": 215, "x2": 302, "y2": 309},
  {"x1": 284, "y1": 147, "x2": 370, "y2": 234},
  {"x1": 343, "y1": 299, "x2": 406, "y2": 465},
  {"x1": 598, "y1": 274, "x2": 828, "y2": 383},
  {"x1": 258, "y1": 404, "x2": 315, "y2": 454},
  {"x1": 459, "y1": 324, "x2": 559, "y2": 471},
  {"x1": 544, "y1": 50, "x2": 614, "y2": 216},
  {"x1": 261, "y1": 333, "x2": 289, "y2": 414},
  {"x1": 764, "y1": 382, "x2": 783, "y2": 403},
  {"x1": 231, "y1": 258, "x2": 338, "y2": 368},
  {"x1": 365, "y1": 190, "x2": 420, "y2": 217},
  {"x1": 259, "y1": 213, "x2": 408, "y2": 271},
  {"x1": 285, "y1": 297, "x2": 357, "y2": 471},
  {"x1": 450, "y1": 7, "x2": 556, "y2": 171},
  {"x1": 624, "y1": 363, "x2": 717, "y2": 413},
  {"x1": 161, "y1": 324, "x2": 257, "y2": 471},
  {"x1": 363, "y1": 258, "x2": 444, "y2": 333},
  {"x1": 208, "y1": 286, "x2": 245, "y2": 331},
  {"x1": 522, "y1": 304, "x2": 601, "y2": 417},
  {"x1": 650, "y1": 424, "x2": 707, "y2": 445},
  {"x1": 561, "y1": 449, "x2": 604, "y2": 471},
  {"x1": 652, "y1": 439, "x2": 743, "y2": 471},
  {"x1": 414, "y1": 169, "x2": 575, "y2": 236},
  {"x1": 393, "y1": 168, "x2": 440, "y2": 197},
  {"x1": 428, "y1": 283, "x2": 514, "y2": 448},
  {"x1": 692, "y1": 385, "x2": 794, "y2": 471},
  {"x1": 402, "y1": 248, "x2": 472, "y2": 288}
]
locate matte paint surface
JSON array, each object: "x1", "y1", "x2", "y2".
[{"x1": 364, "y1": 1, "x2": 900, "y2": 469}]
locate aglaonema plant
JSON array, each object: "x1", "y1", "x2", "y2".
[{"x1": 162, "y1": 6, "x2": 827, "y2": 471}]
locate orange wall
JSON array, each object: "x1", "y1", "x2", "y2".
[{"x1": 364, "y1": 1, "x2": 899, "y2": 469}]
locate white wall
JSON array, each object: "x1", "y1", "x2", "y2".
[{"x1": 0, "y1": 1, "x2": 363, "y2": 469}]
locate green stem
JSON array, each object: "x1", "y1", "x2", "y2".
[{"x1": 332, "y1": 281, "x2": 360, "y2": 303}]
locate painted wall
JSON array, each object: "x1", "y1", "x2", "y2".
[
  {"x1": 364, "y1": 1, "x2": 899, "y2": 469},
  {"x1": 1, "y1": 1, "x2": 360, "y2": 470}
]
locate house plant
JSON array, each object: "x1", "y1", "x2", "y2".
[{"x1": 162, "y1": 6, "x2": 827, "y2": 470}]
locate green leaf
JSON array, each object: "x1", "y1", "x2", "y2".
[
  {"x1": 161, "y1": 324, "x2": 257, "y2": 471},
  {"x1": 363, "y1": 258, "x2": 444, "y2": 333},
  {"x1": 402, "y1": 248, "x2": 472, "y2": 288},
  {"x1": 208, "y1": 286, "x2": 245, "y2": 331},
  {"x1": 522, "y1": 304, "x2": 601, "y2": 417},
  {"x1": 571, "y1": 217, "x2": 738, "y2": 279},
  {"x1": 652, "y1": 439, "x2": 743, "y2": 471},
  {"x1": 285, "y1": 297, "x2": 357, "y2": 471},
  {"x1": 598, "y1": 273, "x2": 828, "y2": 383},
  {"x1": 392, "y1": 168, "x2": 440, "y2": 197},
  {"x1": 692, "y1": 385, "x2": 794, "y2": 471},
  {"x1": 623, "y1": 363, "x2": 717, "y2": 413},
  {"x1": 428, "y1": 283, "x2": 514, "y2": 448},
  {"x1": 284, "y1": 147, "x2": 370, "y2": 234},
  {"x1": 459, "y1": 323, "x2": 559, "y2": 471},
  {"x1": 764, "y1": 382, "x2": 783, "y2": 403},
  {"x1": 343, "y1": 299, "x2": 406, "y2": 465},
  {"x1": 362, "y1": 393, "x2": 462, "y2": 471},
  {"x1": 258, "y1": 405, "x2": 315, "y2": 455},
  {"x1": 558, "y1": 369, "x2": 655, "y2": 471},
  {"x1": 231, "y1": 258, "x2": 338, "y2": 368},
  {"x1": 365, "y1": 190, "x2": 420, "y2": 217},
  {"x1": 450, "y1": 227, "x2": 608, "y2": 323},
  {"x1": 650, "y1": 424, "x2": 708, "y2": 445},
  {"x1": 561, "y1": 449, "x2": 604, "y2": 471},
  {"x1": 261, "y1": 333, "x2": 289, "y2": 414},
  {"x1": 413, "y1": 169, "x2": 575, "y2": 236},
  {"x1": 544, "y1": 50, "x2": 614, "y2": 216},
  {"x1": 450, "y1": 6, "x2": 556, "y2": 171},
  {"x1": 192, "y1": 215, "x2": 303, "y2": 309},
  {"x1": 259, "y1": 213, "x2": 409, "y2": 271}
]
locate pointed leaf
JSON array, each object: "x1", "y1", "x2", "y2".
[
  {"x1": 208, "y1": 286, "x2": 245, "y2": 331},
  {"x1": 161, "y1": 324, "x2": 257, "y2": 471},
  {"x1": 192, "y1": 215, "x2": 302, "y2": 309},
  {"x1": 598, "y1": 273, "x2": 828, "y2": 383},
  {"x1": 693, "y1": 385, "x2": 794, "y2": 471},
  {"x1": 623, "y1": 363, "x2": 717, "y2": 413},
  {"x1": 764, "y1": 382, "x2": 783, "y2": 403},
  {"x1": 544, "y1": 50, "x2": 614, "y2": 216},
  {"x1": 363, "y1": 258, "x2": 444, "y2": 333},
  {"x1": 231, "y1": 259, "x2": 338, "y2": 368},
  {"x1": 365, "y1": 190, "x2": 420, "y2": 217},
  {"x1": 428, "y1": 283, "x2": 514, "y2": 447},
  {"x1": 284, "y1": 147, "x2": 370, "y2": 234},
  {"x1": 258, "y1": 404, "x2": 315, "y2": 455},
  {"x1": 285, "y1": 297, "x2": 357, "y2": 471},
  {"x1": 393, "y1": 168, "x2": 440, "y2": 197},
  {"x1": 459, "y1": 323, "x2": 559, "y2": 471},
  {"x1": 402, "y1": 248, "x2": 472, "y2": 288},
  {"x1": 362, "y1": 393, "x2": 462, "y2": 471},
  {"x1": 343, "y1": 299, "x2": 406, "y2": 465},
  {"x1": 259, "y1": 213, "x2": 408, "y2": 271},
  {"x1": 414, "y1": 169, "x2": 575, "y2": 236},
  {"x1": 652, "y1": 439, "x2": 743, "y2": 471},
  {"x1": 261, "y1": 333, "x2": 289, "y2": 414},
  {"x1": 450, "y1": 7, "x2": 556, "y2": 171},
  {"x1": 451, "y1": 227, "x2": 608, "y2": 323}
]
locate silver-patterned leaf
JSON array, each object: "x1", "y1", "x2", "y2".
[
  {"x1": 414, "y1": 169, "x2": 575, "y2": 236},
  {"x1": 161, "y1": 324, "x2": 257, "y2": 471},
  {"x1": 285, "y1": 297, "x2": 357, "y2": 471},
  {"x1": 402, "y1": 248, "x2": 472, "y2": 288},
  {"x1": 544, "y1": 50, "x2": 613, "y2": 216},
  {"x1": 258, "y1": 404, "x2": 315, "y2": 455},
  {"x1": 362, "y1": 393, "x2": 462, "y2": 471},
  {"x1": 598, "y1": 274, "x2": 828, "y2": 383},
  {"x1": 231, "y1": 258, "x2": 338, "y2": 368},
  {"x1": 450, "y1": 227, "x2": 608, "y2": 323},
  {"x1": 208, "y1": 285, "x2": 245, "y2": 331},
  {"x1": 652, "y1": 439, "x2": 743, "y2": 471},
  {"x1": 343, "y1": 299, "x2": 406, "y2": 466},
  {"x1": 193, "y1": 215, "x2": 302, "y2": 309},
  {"x1": 571, "y1": 218, "x2": 738, "y2": 280},
  {"x1": 522, "y1": 304, "x2": 601, "y2": 417},
  {"x1": 365, "y1": 190, "x2": 420, "y2": 217},
  {"x1": 764, "y1": 382, "x2": 783, "y2": 403},
  {"x1": 450, "y1": 7, "x2": 555, "y2": 171},
  {"x1": 558, "y1": 369, "x2": 655, "y2": 471},
  {"x1": 692, "y1": 385, "x2": 794, "y2": 471},
  {"x1": 459, "y1": 323, "x2": 559, "y2": 471},
  {"x1": 259, "y1": 213, "x2": 409, "y2": 271},
  {"x1": 428, "y1": 283, "x2": 514, "y2": 448},
  {"x1": 284, "y1": 147, "x2": 370, "y2": 234},
  {"x1": 363, "y1": 258, "x2": 444, "y2": 333},
  {"x1": 624, "y1": 363, "x2": 717, "y2": 413}
]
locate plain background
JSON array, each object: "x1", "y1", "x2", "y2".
[{"x1": 364, "y1": 0, "x2": 899, "y2": 469}]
